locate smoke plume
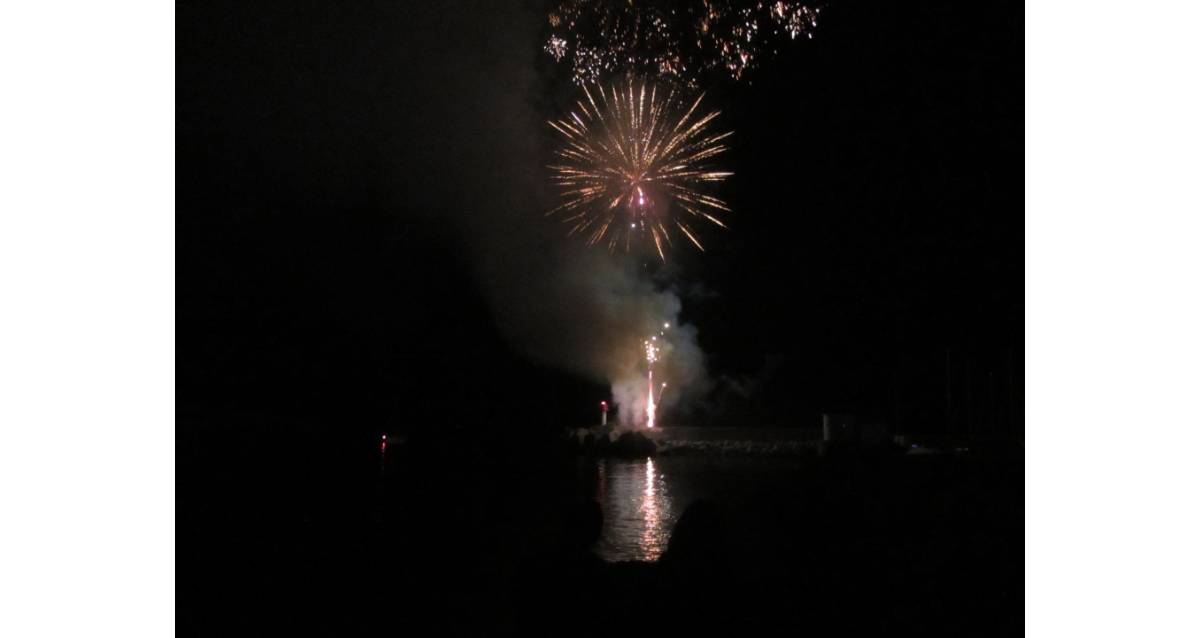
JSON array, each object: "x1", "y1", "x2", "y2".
[{"x1": 400, "y1": 4, "x2": 710, "y2": 425}]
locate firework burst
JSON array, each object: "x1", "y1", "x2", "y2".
[
  {"x1": 544, "y1": 0, "x2": 824, "y2": 86},
  {"x1": 547, "y1": 77, "x2": 733, "y2": 260}
]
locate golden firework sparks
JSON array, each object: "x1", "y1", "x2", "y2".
[
  {"x1": 547, "y1": 76, "x2": 733, "y2": 259},
  {"x1": 544, "y1": 0, "x2": 824, "y2": 86}
]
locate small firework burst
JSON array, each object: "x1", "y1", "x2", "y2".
[
  {"x1": 544, "y1": 35, "x2": 569, "y2": 61},
  {"x1": 546, "y1": 76, "x2": 733, "y2": 259},
  {"x1": 645, "y1": 336, "x2": 661, "y2": 365}
]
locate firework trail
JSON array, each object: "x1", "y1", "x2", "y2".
[
  {"x1": 644, "y1": 333, "x2": 661, "y2": 427},
  {"x1": 547, "y1": 76, "x2": 733, "y2": 260}
]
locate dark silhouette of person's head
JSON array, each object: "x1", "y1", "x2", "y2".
[
  {"x1": 660, "y1": 499, "x2": 733, "y2": 575},
  {"x1": 656, "y1": 499, "x2": 740, "y2": 629}
]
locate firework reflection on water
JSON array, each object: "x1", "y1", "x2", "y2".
[{"x1": 593, "y1": 457, "x2": 675, "y2": 561}]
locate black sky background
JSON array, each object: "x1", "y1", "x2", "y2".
[{"x1": 178, "y1": 1, "x2": 1022, "y2": 438}]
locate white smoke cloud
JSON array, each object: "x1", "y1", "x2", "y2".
[{"x1": 473, "y1": 243, "x2": 711, "y2": 427}]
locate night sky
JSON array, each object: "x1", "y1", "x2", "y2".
[{"x1": 179, "y1": 1, "x2": 1021, "y2": 437}]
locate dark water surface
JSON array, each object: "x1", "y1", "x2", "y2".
[
  {"x1": 589, "y1": 456, "x2": 806, "y2": 562},
  {"x1": 184, "y1": 423, "x2": 1022, "y2": 635}
]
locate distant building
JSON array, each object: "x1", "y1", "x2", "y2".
[
  {"x1": 821, "y1": 413, "x2": 856, "y2": 442},
  {"x1": 822, "y1": 413, "x2": 890, "y2": 446}
]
